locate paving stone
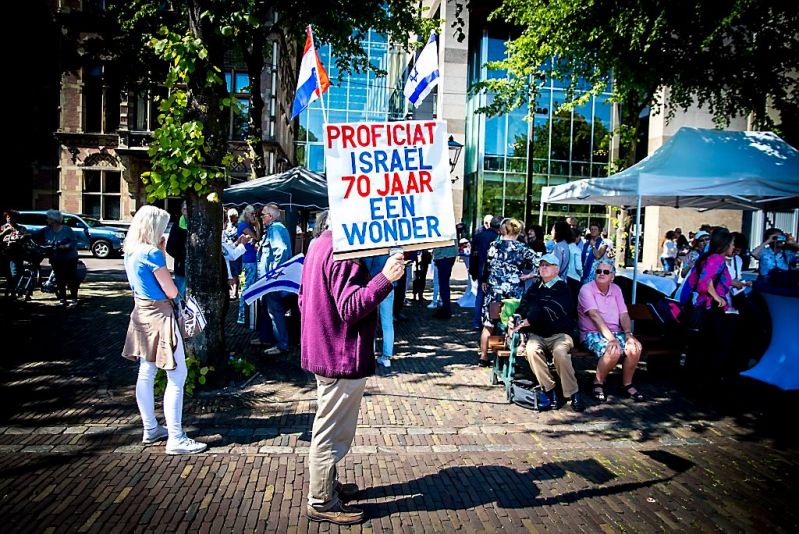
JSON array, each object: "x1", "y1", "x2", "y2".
[
  {"x1": 33, "y1": 426, "x2": 67, "y2": 434},
  {"x1": 258, "y1": 446, "x2": 293, "y2": 454},
  {"x1": 114, "y1": 445, "x2": 145, "y2": 454},
  {"x1": 21, "y1": 445, "x2": 55, "y2": 453},
  {"x1": 5, "y1": 427, "x2": 32, "y2": 434},
  {"x1": 84, "y1": 426, "x2": 116, "y2": 435}
]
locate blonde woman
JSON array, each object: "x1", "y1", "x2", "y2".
[
  {"x1": 237, "y1": 205, "x2": 260, "y2": 323},
  {"x1": 122, "y1": 205, "x2": 207, "y2": 455},
  {"x1": 478, "y1": 218, "x2": 539, "y2": 366}
]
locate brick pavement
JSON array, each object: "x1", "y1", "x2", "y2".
[{"x1": 0, "y1": 266, "x2": 798, "y2": 532}]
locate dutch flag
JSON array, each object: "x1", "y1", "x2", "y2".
[
  {"x1": 291, "y1": 26, "x2": 330, "y2": 119},
  {"x1": 404, "y1": 32, "x2": 440, "y2": 107},
  {"x1": 242, "y1": 254, "x2": 305, "y2": 305}
]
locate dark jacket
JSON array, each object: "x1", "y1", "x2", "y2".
[
  {"x1": 518, "y1": 278, "x2": 574, "y2": 338},
  {"x1": 165, "y1": 222, "x2": 187, "y2": 277},
  {"x1": 471, "y1": 228, "x2": 499, "y2": 280}
]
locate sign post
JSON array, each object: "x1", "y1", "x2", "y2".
[{"x1": 324, "y1": 119, "x2": 457, "y2": 259}]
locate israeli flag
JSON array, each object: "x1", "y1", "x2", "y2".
[
  {"x1": 242, "y1": 254, "x2": 304, "y2": 305},
  {"x1": 404, "y1": 32, "x2": 439, "y2": 107}
]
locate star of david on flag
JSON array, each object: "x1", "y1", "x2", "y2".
[
  {"x1": 404, "y1": 32, "x2": 439, "y2": 107},
  {"x1": 291, "y1": 26, "x2": 330, "y2": 119},
  {"x1": 242, "y1": 254, "x2": 304, "y2": 305}
]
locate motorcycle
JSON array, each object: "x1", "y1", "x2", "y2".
[{"x1": 8, "y1": 236, "x2": 86, "y2": 300}]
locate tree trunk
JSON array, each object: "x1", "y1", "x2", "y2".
[
  {"x1": 616, "y1": 95, "x2": 647, "y2": 267},
  {"x1": 185, "y1": 189, "x2": 228, "y2": 369},
  {"x1": 619, "y1": 96, "x2": 645, "y2": 170},
  {"x1": 244, "y1": 31, "x2": 267, "y2": 179},
  {"x1": 184, "y1": 0, "x2": 231, "y2": 371}
]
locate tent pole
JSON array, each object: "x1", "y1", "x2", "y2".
[
  {"x1": 632, "y1": 195, "x2": 641, "y2": 308},
  {"x1": 538, "y1": 202, "x2": 544, "y2": 226}
]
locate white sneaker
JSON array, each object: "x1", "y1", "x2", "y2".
[
  {"x1": 141, "y1": 425, "x2": 168, "y2": 444},
  {"x1": 377, "y1": 356, "x2": 392, "y2": 368},
  {"x1": 165, "y1": 434, "x2": 208, "y2": 455}
]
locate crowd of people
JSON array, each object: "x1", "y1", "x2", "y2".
[
  {"x1": 2, "y1": 200, "x2": 793, "y2": 526},
  {"x1": 467, "y1": 213, "x2": 643, "y2": 412}
]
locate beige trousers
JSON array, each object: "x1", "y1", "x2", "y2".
[
  {"x1": 525, "y1": 333, "x2": 579, "y2": 398},
  {"x1": 307, "y1": 375, "x2": 367, "y2": 510}
]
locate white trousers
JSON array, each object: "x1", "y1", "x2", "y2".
[{"x1": 135, "y1": 334, "x2": 188, "y2": 441}]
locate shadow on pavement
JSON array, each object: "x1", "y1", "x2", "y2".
[{"x1": 361, "y1": 452, "x2": 693, "y2": 519}]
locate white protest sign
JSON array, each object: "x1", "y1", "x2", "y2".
[{"x1": 324, "y1": 120, "x2": 456, "y2": 257}]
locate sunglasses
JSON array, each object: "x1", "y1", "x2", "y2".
[{"x1": 595, "y1": 269, "x2": 612, "y2": 275}]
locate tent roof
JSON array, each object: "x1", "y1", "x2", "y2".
[
  {"x1": 541, "y1": 128, "x2": 799, "y2": 210},
  {"x1": 222, "y1": 167, "x2": 329, "y2": 210}
]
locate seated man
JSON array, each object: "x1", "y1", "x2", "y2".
[
  {"x1": 751, "y1": 228, "x2": 797, "y2": 279},
  {"x1": 511, "y1": 253, "x2": 584, "y2": 412},
  {"x1": 577, "y1": 260, "x2": 645, "y2": 403}
]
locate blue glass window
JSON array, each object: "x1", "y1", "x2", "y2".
[
  {"x1": 235, "y1": 73, "x2": 250, "y2": 93},
  {"x1": 308, "y1": 144, "x2": 325, "y2": 172},
  {"x1": 486, "y1": 37, "x2": 508, "y2": 80}
]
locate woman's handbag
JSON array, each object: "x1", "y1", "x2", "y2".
[
  {"x1": 175, "y1": 295, "x2": 207, "y2": 338},
  {"x1": 488, "y1": 300, "x2": 502, "y2": 321}
]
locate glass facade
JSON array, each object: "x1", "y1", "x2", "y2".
[
  {"x1": 464, "y1": 32, "x2": 615, "y2": 233},
  {"x1": 295, "y1": 30, "x2": 403, "y2": 173}
]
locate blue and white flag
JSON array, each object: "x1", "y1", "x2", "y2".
[
  {"x1": 404, "y1": 32, "x2": 439, "y2": 107},
  {"x1": 242, "y1": 254, "x2": 304, "y2": 305}
]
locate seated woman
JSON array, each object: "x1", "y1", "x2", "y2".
[{"x1": 577, "y1": 260, "x2": 644, "y2": 402}]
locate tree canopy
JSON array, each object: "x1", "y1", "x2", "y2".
[
  {"x1": 477, "y1": 0, "x2": 799, "y2": 165},
  {"x1": 68, "y1": 0, "x2": 435, "y2": 372}
]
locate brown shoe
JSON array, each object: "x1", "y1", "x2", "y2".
[
  {"x1": 335, "y1": 481, "x2": 360, "y2": 501},
  {"x1": 306, "y1": 502, "x2": 365, "y2": 525}
]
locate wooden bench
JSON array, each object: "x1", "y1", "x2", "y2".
[{"x1": 488, "y1": 304, "x2": 682, "y2": 400}]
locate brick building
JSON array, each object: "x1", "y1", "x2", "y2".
[{"x1": 41, "y1": 1, "x2": 297, "y2": 223}]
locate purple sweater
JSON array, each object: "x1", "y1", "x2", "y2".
[{"x1": 299, "y1": 231, "x2": 393, "y2": 378}]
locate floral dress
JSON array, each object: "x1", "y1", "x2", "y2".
[{"x1": 481, "y1": 239, "x2": 540, "y2": 326}]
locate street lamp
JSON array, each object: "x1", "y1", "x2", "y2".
[{"x1": 448, "y1": 135, "x2": 464, "y2": 183}]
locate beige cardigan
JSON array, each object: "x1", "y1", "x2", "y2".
[{"x1": 122, "y1": 298, "x2": 179, "y2": 370}]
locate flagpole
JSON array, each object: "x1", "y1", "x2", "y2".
[{"x1": 308, "y1": 25, "x2": 328, "y2": 124}]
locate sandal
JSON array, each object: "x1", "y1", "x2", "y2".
[
  {"x1": 621, "y1": 383, "x2": 645, "y2": 402},
  {"x1": 592, "y1": 382, "x2": 606, "y2": 402}
]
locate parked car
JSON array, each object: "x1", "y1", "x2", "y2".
[{"x1": 16, "y1": 211, "x2": 127, "y2": 258}]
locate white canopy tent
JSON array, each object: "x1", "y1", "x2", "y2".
[{"x1": 540, "y1": 127, "x2": 799, "y2": 303}]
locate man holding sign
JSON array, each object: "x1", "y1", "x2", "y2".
[
  {"x1": 324, "y1": 119, "x2": 457, "y2": 258},
  {"x1": 300, "y1": 212, "x2": 404, "y2": 525}
]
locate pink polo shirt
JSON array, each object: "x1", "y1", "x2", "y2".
[{"x1": 577, "y1": 281, "x2": 628, "y2": 341}]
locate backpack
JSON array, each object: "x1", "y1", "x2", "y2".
[{"x1": 509, "y1": 380, "x2": 551, "y2": 412}]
